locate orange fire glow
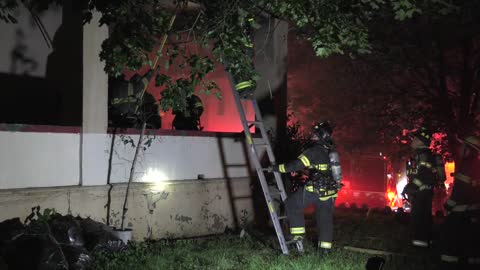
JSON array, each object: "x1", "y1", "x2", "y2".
[
  {"x1": 444, "y1": 161, "x2": 455, "y2": 189},
  {"x1": 387, "y1": 191, "x2": 395, "y2": 201}
]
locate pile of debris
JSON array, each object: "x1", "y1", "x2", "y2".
[{"x1": 0, "y1": 206, "x2": 125, "y2": 270}]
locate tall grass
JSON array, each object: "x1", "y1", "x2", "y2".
[
  {"x1": 90, "y1": 208, "x2": 441, "y2": 270},
  {"x1": 91, "y1": 236, "x2": 371, "y2": 270}
]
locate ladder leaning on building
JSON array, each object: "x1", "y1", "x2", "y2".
[{"x1": 226, "y1": 73, "x2": 303, "y2": 255}]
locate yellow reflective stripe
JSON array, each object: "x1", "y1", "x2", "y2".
[
  {"x1": 452, "y1": 205, "x2": 468, "y2": 212},
  {"x1": 441, "y1": 255, "x2": 459, "y2": 262},
  {"x1": 452, "y1": 203, "x2": 480, "y2": 212},
  {"x1": 319, "y1": 242, "x2": 332, "y2": 249},
  {"x1": 268, "y1": 202, "x2": 275, "y2": 213},
  {"x1": 327, "y1": 190, "x2": 337, "y2": 196},
  {"x1": 418, "y1": 161, "x2": 432, "y2": 168},
  {"x1": 235, "y1": 81, "x2": 253, "y2": 90},
  {"x1": 412, "y1": 240, "x2": 429, "y2": 247},
  {"x1": 298, "y1": 154, "x2": 311, "y2": 167},
  {"x1": 320, "y1": 191, "x2": 338, "y2": 201},
  {"x1": 246, "y1": 135, "x2": 253, "y2": 145},
  {"x1": 454, "y1": 173, "x2": 471, "y2": 184},
  {"x1": 305, "y1": 185, "x2": 314, "y2": 192},
  {"x1": 420, "y1": 132, "x2": 431, "y2": 139},
  {"x1": 314, "y1": 164, "x2": 328, "y2": 170},
  {"x1": 278, "y1": 164, "x2": 286, "y2": 173},
  {"x1": 128, "y1": 83, "x2": 133, "y2": 97},
  {"x1": 411, "y1": 178, "x2": 432, "y2": 190},
  {"x1": 412, "y1": 178, "x2": 423, "y2": 187},
  {"x1": 247, "y1": 18, "x2": 254, "y2": 22},
  {"x1": 290, "y1": 227, "x2": 305, "y2": 235},
  {"x1": 194, "y1": 102, "x2": 203, "y2": 108},
  {"x1": 112, "y1": 97, "x2": 137, "y2": 105}
]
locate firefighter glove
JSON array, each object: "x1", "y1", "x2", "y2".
[
  {"x1": 265, "y1": 166, "x2": 275, "y2": 173},
  {"x1": 402, "y1": 182, "x2": 418, "y2": 200}
]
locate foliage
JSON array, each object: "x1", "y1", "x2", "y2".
[
  {"x1": 90, "y1": 241, "x2": 150, "y2": 270},
  {"x1": 345, "y1": 0, "x2": 480, "y2": 159},
  {"x1": 1, "y1": 0, "x2": 459, "y2": 114},
  {"x1": 0, "y1": 0, "x2": 17, "y2": 23},
  {"x1": 24, "y1": 205, "x2": 58, "y2": 224},
  {"x1": 118, "y1": 130, "x2": 156, "y2": 151}
]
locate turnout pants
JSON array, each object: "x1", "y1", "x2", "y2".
[
  {"x1": 285, "y1": 187, "x2": 335, "y2": 249},
  {"x1": 439, "y1": 210, "x2": 480, "y2": 269},
  {"x1": 410, "y1": 189, "x2": 433, "y2": 246}
]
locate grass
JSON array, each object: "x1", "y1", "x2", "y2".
[
  {"x1": 90, "y1": 208, "x2": 443, "y2": 270},
  {"x1": 91, "y1": 236, "x2": 371, "y2": 270}
]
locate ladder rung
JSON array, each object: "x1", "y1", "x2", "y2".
[
  {"x1": 225, "y1": 164, "x2": 247, "y2": 167},
  {"x1": 247, "y1": 121, "x2": 263, "y2": 125},
  {"x1": 278, "y1": 216, "x2": 287, "y2": 220},
  {"x1": 254, "y1": 143, "x2": 268, "y2": 147}
]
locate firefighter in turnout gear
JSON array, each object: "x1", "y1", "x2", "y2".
[
  {"x1": 439, "y1": 136, "x2": 480, "y2": 270},
  {"x1": 402, "y1": 127, "x2": 446, "y2": 248},
  {"x1": 229, "y1": 17, "x2": 257, "y2": 99},
  {"x1": 172, "y1": 94, "x2": 204, "y2": 131},
  {"x1": 270, "y1": 121, "x2": 342, "y2": 254},
  {"x1": 109, "y1": 70, "x2": 161, "y2": 129}
]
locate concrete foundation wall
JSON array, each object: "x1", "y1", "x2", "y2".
[{"x1": 0, "y1": 178, "x2": 254, "y2": 240}]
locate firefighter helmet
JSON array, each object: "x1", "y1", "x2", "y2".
[
  {"x1": 312, "y1": 121, "x2": 333, "y2": 142},
  {"x1": 413, "y1": 127, "x2": 432, "y2": 146}
]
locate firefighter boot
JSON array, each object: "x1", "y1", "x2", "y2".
[
  {"x1": 317, "y1": 241, "x2": 333, "y2": 255},
  {"x1": 286, "y1": 234, "x2": 304, "y2": 242}
]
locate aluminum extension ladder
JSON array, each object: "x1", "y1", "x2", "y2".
[{"x1": 227, "y1": 74, "x2": 303, "y2": 255}]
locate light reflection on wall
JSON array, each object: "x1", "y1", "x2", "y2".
[{"x1": 141, "y1": 168, "x2": 168, "y2": 192}]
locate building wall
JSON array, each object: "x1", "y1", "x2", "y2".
[
  {"x1": 0, "y1": 6, "x2": 287, "y2": 239},
  {"x1": 0, "y1": 128, "x2": 264, "y2": 238},
  {"x1": 0, "y1": 129, "x2": 262, "y2": 189},
  {"x1": 0, "y1": 179, "x2": 254, "y2": 240}
]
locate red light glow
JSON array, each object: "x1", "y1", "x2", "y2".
[{"x1": 123, "y1": 40, "x2": 255, "y2": 133}]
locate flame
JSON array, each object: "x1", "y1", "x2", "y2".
[
  {"x1": 387, "y1": 191, "x2": 395, "y2": 201},
  {"x1": 444, "y1": 161, "x2": 455, "y2": 189}
]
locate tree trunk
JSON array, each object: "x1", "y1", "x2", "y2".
[{"x1": 121, "y1": 122, "x2": 147, "y2": 230}]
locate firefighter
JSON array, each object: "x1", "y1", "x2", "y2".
[
  {"x1": 172, "y1": 94, "x2": 204, "y2": 131},
  {"x1": 109, "y1": 69, "x2": 161, "y2": 129},
  {"x1": 439, "y1": 136, "x2": 480, "y2": 270},
  {"x1": 230, "y1": 17, "x2": 256, "y2": 99},
  {"x1": 269, "y1": 121, "x2": 342, "y2": 254},
  {"x1": 401, "y1": 127, "x2": 446, "y2": 248}
]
